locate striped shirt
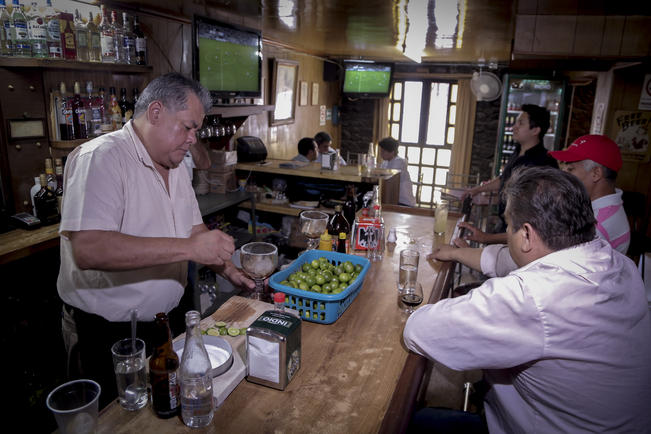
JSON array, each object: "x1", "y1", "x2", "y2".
[{"x1": 592, "y1": 189, "x2": 630, "y2": 254}]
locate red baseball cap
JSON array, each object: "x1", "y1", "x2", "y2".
[{"x1": 548, "y1": 134, "x2": 622, "y2": 172}]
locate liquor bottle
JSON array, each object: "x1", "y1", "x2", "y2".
[
  {"x1": 71, "y1": 81, "x2": 87, "y2": 139},
  {"x1": 34, "y1": 173, "x2": 60, "y2": 224},
  {"x1": 132, "y1": 87, "x2": 139, "y2": 104},
  {"x1": 337, "y1": 232, "x2": 347, "y2": 253},
  {"x1": 29, "y1": 176, "x2": 40, "y2": 215},
  {"x1": 110, "y1": 10, "x2": 124, "y2": 64},
  {"x1": 121, "y1": 11, "x2": 135, "y2": 64},
  {"x1": 109, "y1": 86, "x2": 121, "y2": 130},
  {"x1": 44, "y1": 157, "x2": 56, "y2": 190},
  {"x1": 73, "y1": 8, "x2": 88, "y2": 61},
  {"x1": 54, "y1": 158, "x2": 63, "y2": 213},
  {"x1": 119, "y1": 87, "x2": 133, "y2": 125},
  {"x1": 43, "y1": 0, "x2": 60, "y2": 58},
  {"x1": 0, "y1": 0, "x2": 13, "y2": 56},
  {"x1": 58, "y1": 10, "x2": 76, "y2": 60},
  {"x1": 342, "y1": 185, "x2": 356, "y2": 230},
  {"x1": 27, "y1": 1, "x2": 47, "y2": 58},
  {"x1": 180, "y1": 310, "x2": 213, "y2": 428},
  {"x1": 86, "y1": 11, "x2": 100, "y2": 62},
  {"x1": 10, "y1": 0, "x2": 30, "y2": 57},
  {"x1": 99, "y1": 5, "x2": 114, "y2": 62},
  {"x1": 149, "y1": 312, "x2": 180, "y2": 419},
  {"x1": 98, "y1": 86, "x2": 109, "y2": 126},
  {"x1": 133, "y1": 15, "x2": 145, "y2": 65},
  {"x1": 327, "y1": 205, "x2": 350, "y2": 251},
  {"x1": 58, "y1": 82, "x2": 75, "y2": 140},
  {"x1": 86, "y1": 81, "x2": 102, "y2": 137}
]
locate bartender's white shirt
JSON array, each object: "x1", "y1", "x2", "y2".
[
  {"x1": 57, "y1": 121, "x2": 203, "y2": 322},
  {"x1": 404, "y1": 239, "x2": 651, "y2": 433}
]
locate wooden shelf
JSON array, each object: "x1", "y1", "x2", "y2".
[
  {"x1": 0, "y1": 57, "x2": 152, "y2": 73},
  {"x1": 207, "y1": 105, "x2": 274, "y2": 118},
  {"x1": 238, "y1": 200, "x2": 334, "y2": 217},
  {"x1": 50, "y1": 139, "x2": 88, "y2": 149}
]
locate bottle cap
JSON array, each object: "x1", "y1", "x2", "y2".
[
  {"x1": 273, "y1": 292, "x2": 286, "y2": 303},
  {"x1": 334, "y1": 205, "x2": 342, "y2": 212},
  {"x1": 338, "y1": 232, "x2": 346, "y2": 239}
]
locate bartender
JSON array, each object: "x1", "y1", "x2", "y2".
[{"x1": 57, "y1": 73, "x2": 255, "y2": 408}]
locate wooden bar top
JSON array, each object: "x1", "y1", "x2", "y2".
[
  {"x1": 0, "y1": 224, "x2": 60, "y2": 265},
  {"x1": 96, "y1": 210, "x2": 458, "y2": 433},
  {"x1": 236, "y1": 159, "x2": 400, "y2": 184}
]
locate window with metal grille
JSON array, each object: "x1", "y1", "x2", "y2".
[{"x1": 388, "y1": 79, "x2": 458, "y2": 208}]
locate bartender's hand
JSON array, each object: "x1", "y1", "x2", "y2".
[
  {"x1": 461, "y1": 186, "x2": 478, "y2": 200},
  {"x1": 221, "y1": 260, "x2": 256, "y2": 290},
  {"x1": 189, "y1": 228, "x2": 235, "y2": 266}
]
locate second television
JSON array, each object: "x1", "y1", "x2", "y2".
[
  {"x1": 342, "y1": 61, "x2": 393, "y2": 98},
  {"x1": 192, "y1": 15, "x2": 262, "y2": 100}
]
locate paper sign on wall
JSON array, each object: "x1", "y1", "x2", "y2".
[
  {"x1": 319, "y1": 105, "x2": 326, "y2": 126},
  {"x1": 612, "y1": 110, "x2": 650, "y2": 163}
]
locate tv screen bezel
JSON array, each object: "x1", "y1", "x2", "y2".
[
  {"x1": 192, "y1": 15, "x2": 263, "y2": 99},
  {"x1": 342, "y1": 61, "x2": 394, "y2": 98}
]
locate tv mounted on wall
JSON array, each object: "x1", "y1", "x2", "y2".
[
  {"x1": 192, "y1": 15, "x2": 262, "y2": 100},
  {"x1": 342, "y1": 61, "x2": 393, "y2": 98}
]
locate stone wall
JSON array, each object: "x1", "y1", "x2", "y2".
[
  {"x1": 470, "y1": 99, "x2": 502, "y2": 182},
  {"x1": 340, "y1": 97, "x2": 376, "y2": 158}
]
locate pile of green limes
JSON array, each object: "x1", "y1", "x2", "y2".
[{"x1": 279, "y1": 257, "x2": 363, "y2": 294}]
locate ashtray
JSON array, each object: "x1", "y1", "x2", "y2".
[{"x1": 173, "y1": 335, "x2": 234, "y2": 377}]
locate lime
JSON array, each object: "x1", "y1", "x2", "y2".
[
  {"x1": 354, "y1": 264, "x2": 363, "y2": 273},
  {"x1": 338, "y1": 272, "x2": 351, "y2": 283},
  {"x1": 322, "y1": 283, "x2": 332, "y2": 293},
  {"x1": 332, "y1": 286, "x2": 343, "y2": 294},
  {"x1": 311, "y1": 259, "x2": 320, "y2": 269},
  {"x1": 215, "y1": 321, "x2": 227, "y2": 328},
  {"x1": 227, "y1": 327, "x2": 240, "y2": 336},
  {"x1": 302, "y1": 263, "x2": 311, "y2": 272},
  {"x1": 219, "y1": 328, "x2": 227, "y2": 335},
  {"x1": 299, "y1": 282, "x2": 309, "y2": 291},
  {"x1": 206, "y1": 328, "x2": 221, "y2": 336},
  {"x1": 343, "y1": 262, "x2": 354, "y2": 273},
  {"x1": 311, "y1": 284, "x2": 322, "y2": 292},
  {"x1": 280, "y1": 280, "x2": 289, "y2": 286},
  {"x1": 339, "y1": 282, "x2": 348, "y2": 290},
  {"x1": 239, "y1": 328, "x2": 247, "y2": 335},
  {"x1": 334, "y1": 266, "x2": 343, "y2": 275},
  {"x1": 323, "y1": 271, "x2": 333, "y2": 282},
  {"x1": 315, "y1": 275, "x2": 325, "y2": 285},
  {"x1": 305, "y1": 276, "x2": 316, "y2": 287},
  {"x1": 319, "y1": 256, "x2": 328, "y2": 262}
]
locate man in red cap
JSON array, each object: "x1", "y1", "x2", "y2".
[{"x1": 549, "y1": 134, "x2": 630, "y2": 254}]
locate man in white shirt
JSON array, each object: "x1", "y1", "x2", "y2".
[
  {"x1": 58, "y1": 73, "x2": 254, "y2": 408},
  {"x1": 407, "y1": 166, "x2": 651, "y2": 433},
  {"x1": 378, "y1": 137, "x2": 417, "y2": 207}
]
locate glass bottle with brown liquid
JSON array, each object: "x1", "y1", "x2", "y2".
[
  {"x1": 328, "y1": 205, "x2": 350, "y2": 251},
  {"x1": 149, "y1": 312, "x2": 180, "y2": 419}
]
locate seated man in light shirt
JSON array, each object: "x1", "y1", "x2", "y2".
[
  {"x1": 292, "y1": 137, "x2": 318, "y2": 163},
  {"x1": 460, "y1": 134, "x2": 631, "y2": 255},
  {"x1": 315, "y1": 131, "x2": 346, "y2": 166},
  {"x1": 378, "y1": 137, "x2": 417, "y2": 207},
  {"x1": 406, "y1": 166, "x2": 651, "y2": 433}
]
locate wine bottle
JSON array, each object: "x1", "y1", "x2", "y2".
[{"x1": 133, "y1": 15, "x2": 146, "y2": 65}]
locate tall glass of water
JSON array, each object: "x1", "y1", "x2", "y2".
[
  {"x1": 434, "y1": 200, "x2": 449, "y2": 235},
  {"x1": 398, "y1": 249, "x2": 420, "y2": 291},
  {"x1": 111, "y1": 338, "x2": 148, "y2": 411}
]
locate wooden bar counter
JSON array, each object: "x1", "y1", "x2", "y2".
[{"x1": 96, "y1": 210, "x2": 458, "y2": 433}]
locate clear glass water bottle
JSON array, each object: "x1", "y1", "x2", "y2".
[{"x1": 180, "y1": 310, "x2": 213, "y2": 428}]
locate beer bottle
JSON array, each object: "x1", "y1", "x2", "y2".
[{"x1": 149, "y1": 312, "x2": 180, "y2": 419}]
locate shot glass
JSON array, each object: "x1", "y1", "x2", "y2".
[
  {"x1": 398, "y1": 249, "x2": 420, "y2": 291},
  {"x1": 46, "y1": 379, "x2": 101, "y2": 434},
  {"x1": 111, "y1": 338, "x2": 148, "y2": 411}
]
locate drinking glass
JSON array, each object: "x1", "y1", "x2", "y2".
[
  {"x1": 366, "y1": 223, "x2": 384, "y2": 262},
  {"x1": 300, "y1": 210, "x2": 329, "y2": 250},
  {"x1": 398, "y1": 249, "x2": 420, "y2": 291},
  {"x1": 240, "y1": 242, "x2": 278, "y2": 301},
  {"x1": 46, "y1": 379, "x2": 101, "y2": 434},
  {"x1": 434, "y1": 200, "x2": 449, "y2": 235},
  {"x1": 401, "y1": 282, "x2": 424, "y2": 315},
  {"x1": 111, "y1": 338, "x2": 148, "y2": 411}
]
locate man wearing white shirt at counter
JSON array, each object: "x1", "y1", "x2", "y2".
[
  {"x1": 405, "y1": 166, "x2": 651, "y2": 433},
  {"x1": 315, "y1": 131, "x2": 347, "y2": 166},
  {"x1": 57, "y1": 73, "x2": 254, "y2": 409}
]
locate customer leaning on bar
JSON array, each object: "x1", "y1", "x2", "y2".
[
  {"x1": 56, "y1": 73, "x2": 255, "y2": 409},
  {"x1": 404, "y1": 166, "x2": 651, "y2": 433}
]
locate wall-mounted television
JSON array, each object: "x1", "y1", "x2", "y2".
[
  {"x1": 192, "y1": 15, "x2": 262, "y2": 100},
  {"x1": 342, "y1": 61, "x2": 393, "y2": 98}
]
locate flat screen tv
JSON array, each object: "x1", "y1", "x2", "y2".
[
  {"x1": 342, "y1": 61, "x2": 393, "y2": 98},
  {"x1": 192, "y1": 15, "x2": 262, "y2": 100}
]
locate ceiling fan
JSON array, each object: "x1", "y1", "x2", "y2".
[{"x1": 470, "y1": 64, "x2": 502, "y2": 102}]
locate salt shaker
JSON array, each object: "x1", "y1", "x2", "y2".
[{"x1": 387, "y1": 227, "x2": 397, "y2": 243}]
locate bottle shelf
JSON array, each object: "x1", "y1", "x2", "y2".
[{"x1": 0, "y1": 57, "x2": 151, "y2": 73}]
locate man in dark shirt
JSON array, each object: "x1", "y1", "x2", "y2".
[{"x1": 462, "y1": 104, "x2": 558, "y2": 243}]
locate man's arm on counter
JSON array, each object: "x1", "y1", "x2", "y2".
[{"x1": 429, "y1": 243, "x2": 518, "y2": 278}]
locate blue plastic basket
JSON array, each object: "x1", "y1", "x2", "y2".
[{"x1": 269, "y1": 250, "x2": 371, "y2": 324}]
